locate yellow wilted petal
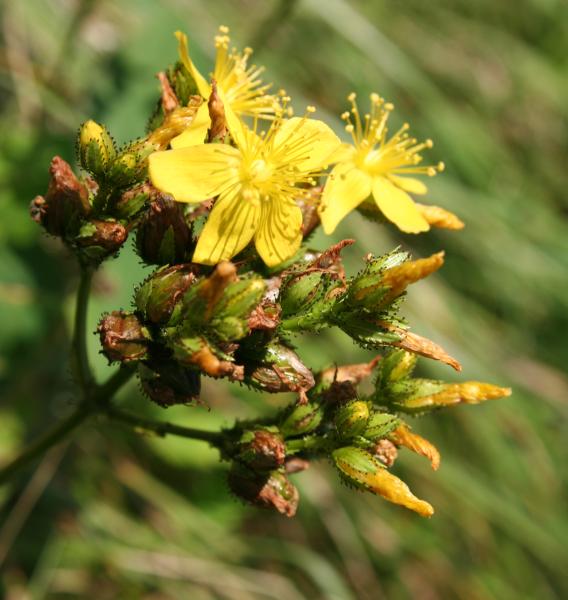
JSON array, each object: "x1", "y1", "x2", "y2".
[
  {"x1": 416, "y1": 203, "x2": 465, "y2": 230},
  {"x1": 336, "y1": 451, "x2": 434, "y2": 517},
  {"x1": 255, "y1": 198, "x2": 303, "y2": 267},
  {"x1": 149, "y1": 144, "x2": 240, "y2": 203},
  {"x1": 387, "y1": 174, "x2": 428, "y2": 195},
  {"x1": 389, "y1": 424, "x2": 441, "y2": 470},
  {"x1": 175, "y1": 31, "x2": 210, "y2": 98},
  {"x1": 170, "y1": 103, "x2": 210, "y2": 148},
  {"x1": 319, "y1": 163, "x2": 372, "y2": 234},
  {"x1": 193, "y1": 190, "x2": 260, "y2": 265},
  {"x1": 372, "y1": 176, "x2": 430, "y2": 233},
  {"x1": 272, "y1": 117, "x2": 342, "y2": 172},
  {"x1": 405, "y1": 382, "x2": 512, "y2": 409}
]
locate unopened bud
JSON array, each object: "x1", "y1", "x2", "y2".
[
  {"x1": 112, "y1": 184, "x2": 151, "y2": 221},
  {"x1": 78, "y1": 120, "x2": 115, "y2": 179},
  {"x1": 416, "y1": 203, "x2": 464, "y2": 230},
  {"x1": 30, "y1": 157, "x2": 91, "y2": 238},
  {"x1": 107, "y1": 145, "x2": 153, "y2": 188},
  {"x1": 279, "y1": 271, "x2": 329, "y2": 318},
  {"x1": 334, "y1": 400, "x2": 370, "y2": 439},
  {"x1": 377, "y1": 349, "x2": 417, "y2": 386},
  {"x1": 246, "y1": 342, "x2": 315, "y2": 394},
  {"x1": 332, "y1": 446, "x2": 433, "y2": 517},
  {"x1": 75, "y1": 219, "x2": 128, "y2": 263},
  {"x1": 139, "y1": 362, "x2": 201, "y2": 407},
  {"x1": 135, "y1": 264, "x2": 197, "y2": 326},
  {"x1": 136, "y1": 195, "x2": 194, "y2": 266},
  {"x1": 228, "y1": 463, "x2": 299, "y2": 517},
  {"x1": 280, "y1": 401, "x2": 323, "y2": 437},
  {"x1": 98, "y1": 311, "x2": 150, "y2": 363},
  {"x1": 236, "y1": 428, "x2": 286, "y2": 470},
  {"x1": 363, "y1": 412, "x2": 399, "y2": 441}
]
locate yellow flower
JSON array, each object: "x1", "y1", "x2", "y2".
[
  {"x1": 171, "y1": 26, "x2": 280, "y2": 148},
  {"x1": 319, "y1": 93, "x2": 444, "y2": 234},
  {"x1": 149, "y1": 104, "x2": 341, "y2": 267}
]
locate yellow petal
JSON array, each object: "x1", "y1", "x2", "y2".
[
  {"x1": 255, "y1": 198, "x2": 303, "y2": 267},
  {"x1": 170, "y1": 103, "x2": 211, "y2": 148},
  {"x1": 218, "y1": 87, "x2": 247, "y2": 149},
  {"x1": 272, "y1": 117, "x2": 342, "y2": 172},
  {"x1": 149, "y1": 144, "x2": 240, "y2": 203},
  {"x1": 387, "y1": 174, "x2": 428, "y2": 195},
  {"x1": 175, "y1": 31, "x2": 210, "y2": 98},
  {"x1": 372, "y1": 176, "x2": 430, "y2": 233},
  {"x1": 319, "y1": 163, "x2": 372, "y2": 234},
  {"x1": 193, "y1": 190, "x2": 260, "y2": 265},
  {"x1": 327, "y1": 142, "x2": 357, "y2": 165}
]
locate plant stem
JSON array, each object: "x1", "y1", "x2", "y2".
[
  {"x1": 0, "y1": 404, "x2": 91, "y2": 485},
  {"x1": 0, "y1": 368, "x2": 134, "y2": 486},
  {"x1": 71, "y1": 267, "x2": 94, "y2": 391},
  {"x1": 106, "y1": 407, "x2": 224, "y2": 447},
  {"x1": 286, "y1": 434, "x2": 331, "y2": 454}
]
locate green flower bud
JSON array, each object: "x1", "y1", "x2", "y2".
[
  {"x1": 236, "y1": 428, "x2": 286, "y2": 470},
  {"x1": 78, "y1": 120, "x2": 116, "y2": 179},
  {"x1": 138, "y1": 362, "x2": 200, "y2": 407},
  {"x1": 227, "y1": 463, "x2": 299, "y2": 517},
  {"x1": 245, "y1": 341, "x2": 315, "y2": 394},
  {"x1": 107, "y1": 143, "x2": 154, "y2": 188},
  {"x1": 280, "y1": 402, "x2": 323, "y2": 437},
  {"x1": 112, "y1": 184, "x2": 150, "y2": 222},
  {"x1": 98, "y1": 311, "x2": 150, "y2": 363},
  {"x1": 334, "y1": 400, "x2": 370, "y2": 439},
  {"x1": 135, "y1": 264, "x2": 197, "y2": 326},
  {"x1": 362, "y1": 412, "x2": 399, "y2": 441},
  {"x1": 30, "y1": 157, "x2": 91, "y2": 239},
  {"x1": 136, "y1": 195, "x2": 194, "y2": 266},
  {"x1": 378, "y1": 349, "x2": 418, "y2": 385},
  {"x1": 75, "y1": 219, "x2": 128, "y2": 264}
]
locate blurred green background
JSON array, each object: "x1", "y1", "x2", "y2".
[{"x1": 1, "y1": 0, "x2": 567, "y2": 597}]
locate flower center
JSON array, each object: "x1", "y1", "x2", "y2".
[{"x1": 247, "y1": 158, "x2": 273, "y2": 184}]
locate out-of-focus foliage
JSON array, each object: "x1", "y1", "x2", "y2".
[{"x1": 1, "y1": 0, "x2": 567, "y2": 597}]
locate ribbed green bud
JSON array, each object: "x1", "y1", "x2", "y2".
[
  {"x1": 205, "y1": 277, "x2": 266, "y2": 342},
  {"x1": 279, "y1": 271, "x2": 327, "y2": 317},
  {"x1": 334, "y1": 400, "x2": 370, "y2": 439},
  {"x1": 378, "y1": 349, "x2": 418, "y2": 384},
  {"x1": 280, "y1": 402, "x2": 323, "y2": 437},
  {"x1": 346, "y1": 250, "x2": 408, "y2": 310},
  {"x1": 78, "y1": 120, "x2": 116, "y2": 179},
  {"x1": 362, "y1": 412, "x2": 399, "y2": 441},
  {"x1": 236, "y1": 428, "x2": 286, "y2": 471},
  {"x1": 107, "y1": 143, "x2": 154, "y2": 188},
  {"x1": 245, "y1": 341, "x2": 315, "y2": 394},
  {"x1": 112, "y1": 184, "x2": 150, "y2": 221},
  {"x1": 135, "y1": 264, "x2": 196, "y2": 326}
]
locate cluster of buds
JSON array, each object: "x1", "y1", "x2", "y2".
[{"x1": 29, "y1": 24, "x2": 512, "y2": 519}]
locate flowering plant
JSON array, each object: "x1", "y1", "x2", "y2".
[{"x1": 5, "y1": 26, "x2": 510, "y2": 518}]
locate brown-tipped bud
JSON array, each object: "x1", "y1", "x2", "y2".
[
  {"x1": 389, "y1": 424, "x2": 440, "y2": 471},
  {"x1": 401, "y1": 381, "x2": 512, "y2": 411},
  {"x1": 416, "y1": 203, "x2": 464, "y2": 230},
  {"x1": 228, "y1": 464, "x2": 299, "y2": 517},
  {"x1": 139, "y1": 362, "x2": 200, "y2": 407},
  {"x1": 380, "y1": 252, "x2": 444, "y2": 304},
  {"x1": 246, "y1": 342, "x2": 315, "y2": 394},
  {"x1": 236, "y1": 428, "x2": 286, "y2": 471},
  {"x1": 372, "y1": 439, "x2": 398, "y2": 467},
  {"x1": 147, "y1": 96, "x2": 203, "y2": 149},
  {"x1": 381, "y1": 323, "x2": 462, "y2": 372},
  {"x1": 171, "y1": 336, "x2": 244, "y2": 381},
  {"x1": 157, "y1": 71, "x2": 179, "y2": 114},
  {"x1": 98, "y1": 311, "x2": 150, "y2": 363},
  {"x1": 136, "y1": 195, "x2": 193, "y2": 266},
  {"x1": 207, "y1": 79, "x2": 228, "y2": 142},
  {"x1": 332, "y1": 446, "x2": 434, "y2": 517},
  {"x1": 135, "y1": 264, "x2": 197, "y2": 326},
  {"x1": 75, "y1": 219, "x2": 128, "y2": 261},
  {"x1": 30, "y1": 157, "x2": 91, "y2": 238}
]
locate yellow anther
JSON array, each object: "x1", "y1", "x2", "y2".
[
  {"x1": 370, "y1": 93, "x2": 380, "y2": 103},
  {"x1": 306, "y1": 105, "x2": 316, "y2": 113},
  {"x1": 437, "y1": 161, "x2": 445, "y2": 171},
  {"x1": 345, "y1": 124, "x2": 354, "y2": 133},
  {"x1": 384, "y1": 102, "x2": 394, "y2": 111},
  {"x1": 219, "y1": 25, "x2": 229, "y2": 34},
  {"x1": 425, "y1": 139, "x2": 433, "y2": 148},
  {"x1": 348, "y1": 92, "x2": 357, "y2": 102}
]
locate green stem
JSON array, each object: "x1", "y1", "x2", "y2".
[
  {"x1": 71, "y1": 267, "x2": 94, "y2": 390},
  {"x1": 0, "y1": 367, "x2": 134, "y2": 485},
  {"x1": 286, "y1": 434, "x2": 331, "y2": 454},
  {"x1": 106, "y1": 407, "x2": 224, "y2": 447},
  {"x1": 0, "y1": 404, "x2": 91, "y2": 485}
]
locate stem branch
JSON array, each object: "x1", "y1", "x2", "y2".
[{"x1": 71, "y1": 267, "x2": 94, "y2": 390}]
